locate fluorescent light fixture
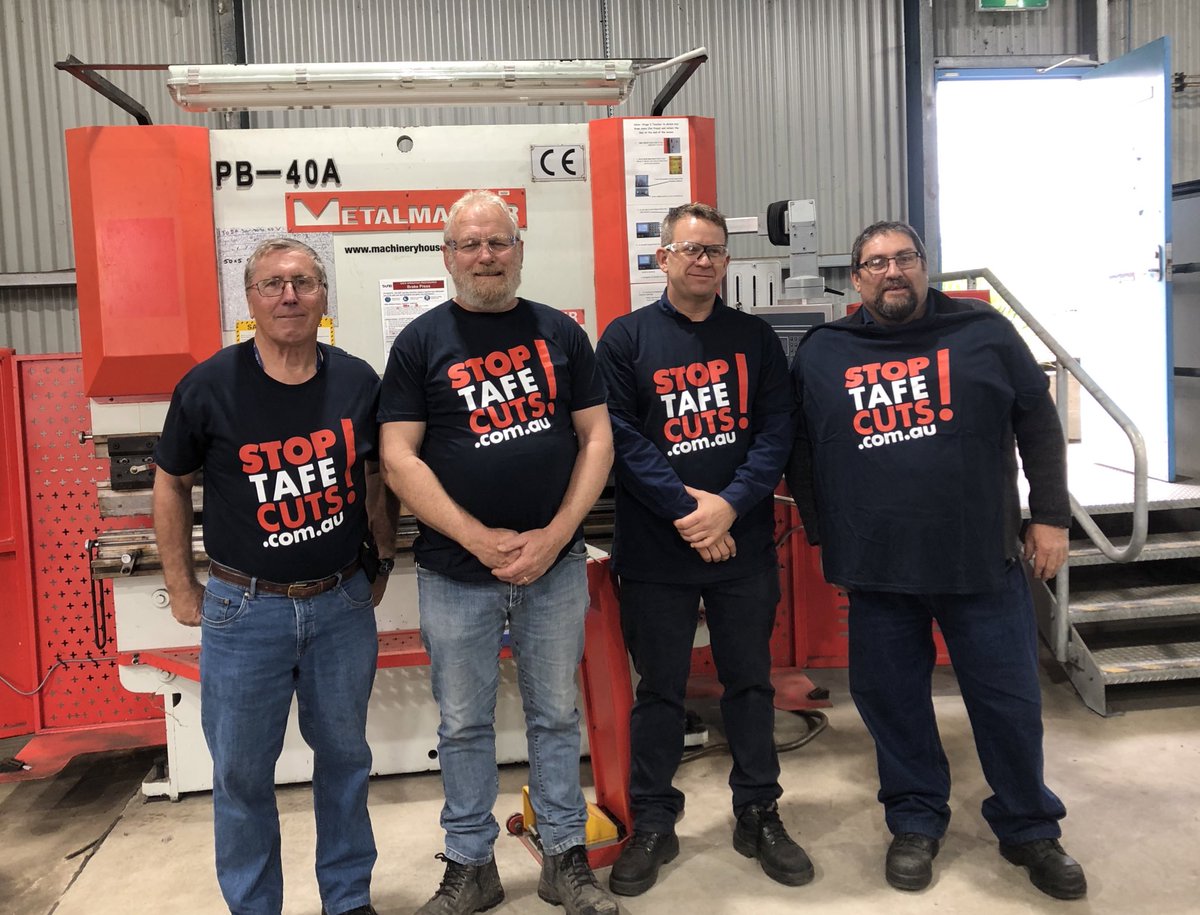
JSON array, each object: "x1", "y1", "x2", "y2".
[{"x1": 167, "y1": 59, "x2": 640, "y2": 111}]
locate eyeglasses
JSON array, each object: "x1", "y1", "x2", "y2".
[
  {"x1": 246, "y1": 276, "x2": 325, "y2": 297},
  {"x1": 445, "y1": 235, "x2": 520, "y2": 255},
  {"x1": 856, "y1": 251, "x2": 924, "y2": 275},
  {"x1": 664, "y1": 241, "x2": 729, "y2": 261}
]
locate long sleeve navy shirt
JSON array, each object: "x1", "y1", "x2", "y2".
[{"x1": 597, "y1": 292, "x2": 795, "y2": 583}]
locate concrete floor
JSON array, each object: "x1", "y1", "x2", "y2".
[{"x1": 2, "y1": 662, "x2": 1198, "y2": 915}]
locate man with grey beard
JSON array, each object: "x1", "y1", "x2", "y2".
[
  {"x1": 379, "y1": 190, "x2": 618, "y2": 915},
  {"x1": 786, "y1": 220, "x2": 1085, "y2": 901}
]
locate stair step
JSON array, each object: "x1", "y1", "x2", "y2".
[
  {"x1": 1088, "y1": 640, "x2": 1200, "y2": 685},
  {"x1": 1068, "y1": 583, "x2": 1200, "y2": 623},
  {"x1": 1068, "y1": 531, "x2": 1200, "y2": 566}
]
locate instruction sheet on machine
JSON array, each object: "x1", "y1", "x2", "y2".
[{"x1": 624, "y1": 117, "x2": 692, "y2": 310}]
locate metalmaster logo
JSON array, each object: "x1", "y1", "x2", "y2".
[{"x1": 286, "y1": 188, "x2": 528, "y2": 234}]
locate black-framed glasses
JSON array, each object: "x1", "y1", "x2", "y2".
[
  {"x1": 445, "y1": 235, "x2": 519, "y2": 255},
  {"x1": 856, "y1": 251, "x2": 924, "y2": 275},
  {"x1": 663, "y1": 241, "x2": 729, "y2": 261},
  {"x1": 246, "y1": 276, "x2": 325, "y2": 297}
]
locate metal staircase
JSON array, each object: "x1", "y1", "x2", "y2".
[
  {"x1": 933, "y1": 268, "x2": 1200, "y2": 716},
  {"x1": 1046, "y1": 469, "x2": 1200, "y2": 715}
]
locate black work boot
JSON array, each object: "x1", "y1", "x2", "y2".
[
  {"x1": 538, "y1": 845, "x2": 621, "y2": 915},
  {"x1": 609, "y1": 831, "x2": 680, "y2": 896},
  {"x1": 885, "y1": 833, "x2": 940, "y2": 891},
  {"x1": 1000, "y1": 838, "x2": 1087, "y2": 899},
  {"x1": 732, "y1": 802, "x2": 815, "y2": 886},
  {"x1": 416, "y1": 853, "x2": 505, "y2": 914}
]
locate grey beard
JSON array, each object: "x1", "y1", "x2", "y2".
[{"x1": 454, "y1": 267, "x2": 522, "y2": 312}]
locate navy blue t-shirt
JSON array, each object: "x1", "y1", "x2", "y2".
[
  {"x1": 378, "y1": 298, "x2": 607, "y2": 582},
  {"x1": 155, "y1": 341, "x2": 379, "y2": 582},
  {"x1": 792, "y1": 291, "x2": 1061, "y2": 593},
  {"x1": 597, "y1": 295, "x2": 794, "y2": 583}
]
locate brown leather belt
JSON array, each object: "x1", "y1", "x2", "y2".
[{"x1": 208, "y1": 558, "x2": 361, "y2": 598}]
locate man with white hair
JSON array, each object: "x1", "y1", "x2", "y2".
[{"x1": 380, "y1": 190, "x2": 617, "y2": 915}]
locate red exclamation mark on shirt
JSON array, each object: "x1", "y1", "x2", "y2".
[
  {"x1": 341, "y1": 417, "x2": 357, "y2": 504},
  {"x1": 937, "y1": 348, "x2": 953, "y2": 421},
  {"x1": 535, "y1": 339, "x2": 557, "y2": 415},
  {"x1": 735, "y1": 352, "x2": 750, "y2": 429}
]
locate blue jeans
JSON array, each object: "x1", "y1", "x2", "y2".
[
  {"x1": 620, "y1": 568, "x2": 783, "y2": 832},
  {"x1": 417, "y1": 541, "x2": 589, "y2": 865},
  {"x1": 848, "y1": 561, "x2": 1067, "y2": 845},
  {"x1": 200, "y1": 570, "x2": 379, "y2": 915}
]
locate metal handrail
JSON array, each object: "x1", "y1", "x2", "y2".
[{"x1": 934, "y1": 268, "x2": 1148, "y2": 661}]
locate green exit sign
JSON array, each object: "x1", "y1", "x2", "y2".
[{"x1": 979, "y1": 0, "x2": 1049, "y2": 9}]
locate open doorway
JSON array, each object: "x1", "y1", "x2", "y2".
[{"x1": 934, "y1": 39, "x2": 1174, "y2": 480}]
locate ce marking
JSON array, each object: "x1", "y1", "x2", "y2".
[{"x1": 530, "y1": 145, "x2": 587, "y2": 182}]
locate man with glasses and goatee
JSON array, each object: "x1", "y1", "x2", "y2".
[
  {"x1": 786, "y1": 220, "x2": 1085, "y2": 901},
  {"x1": 154, "y1": 237, "x2": 395, "y2": 915},
  {"x1": 596, "y1": 202, "x2": 811, "y2": 899},
  {"x1": 380, "y1": 190, "x2": 617, "y2": 915}
]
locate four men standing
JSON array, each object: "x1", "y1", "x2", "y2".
[{"x1": 153, "y1": 200, "x2": 1084, "y2": 911}]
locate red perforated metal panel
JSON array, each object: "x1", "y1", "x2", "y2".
[
  {"x1": 19, "y1": 356, "x2": 162, "y2": 729},
  {"x1": 0, "y1": 349, "x2": 38, "y2": 737}
]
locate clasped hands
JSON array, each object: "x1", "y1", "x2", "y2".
[
  {"x1": 469, "y1": 526, "x2": 565, "y2": 586},
  {"x1": 675, "y1": 486, "x2": 737, "y2": 564}
]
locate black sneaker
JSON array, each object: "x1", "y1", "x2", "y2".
[
  {"x1": 416, "y1": 853, "x2": 505, "y2": 914},
  {"x1": 609, "y1": 831, "x2": 680, "y2": 896},
  {"x1": 885, "y1": 833, "x2": 940, "y2": 891},
  {"x1": 538, "y1": 845, "x2": 620, "y2": 915},
  {"x1": 1000, "y1": 838, "x2": 1087, "y2": 899},
  {"x1": 732, "y1": 802, "x2": 815, "y2": 886}
]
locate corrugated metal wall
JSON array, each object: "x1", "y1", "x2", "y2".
[
  {"x1": 934, "y1": 0, "x2": 1083, "y2": 57},
  {"x1": 933, "y1": 0, "x2": 1198, "y2": 183},
  {"x1": 0, "y1": 0, "x2": 220, "y2": 274},
  {"x1": 0, "y1": 0, "x2": 220, "y2": 354},
  {"x1": 243, "y1": 0, "x2": 607, "y2": 129},
  {"x1": 0, "y1": 285, "x2": 80, "y2": 353},
  {"x1": 1115, "y1": 0, "x2": 1200, "y2": 183},
  {"x1": 2, "y1": 0, "x2": 1197, "y2": 354},
  {"x1": 243, "y1": 0, "x2": 908, "y2": 261}
]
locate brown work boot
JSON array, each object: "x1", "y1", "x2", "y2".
[
  {"x1": 538, "y1": 845, "x2": 620, "y2": 915},
  {"x1": 416, "y1": 853, "x2": 504, "y2": 914}
]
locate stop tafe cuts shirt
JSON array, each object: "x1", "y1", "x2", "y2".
[
  {"x1": 379, "y1": 298, "x2": 607, "y2": 582},
  {"x1": 155, "y1": 341, "x2": 379, "y2": 583},
  {"x1": 793, "y1": 290, "x2": 1064, "y2": 593}
]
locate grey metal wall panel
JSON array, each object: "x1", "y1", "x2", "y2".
[
  {"x1": 0, "y1": 0, "x2": 219, "y2": 275},
  {"x1": 1110, "y1": 0, "x2": 1200, "y2": 183},
  {"x1": 242, "y1": 0, "x2": 608, "y2": 128},
  {"x1": 243, "y1": 0, "x2": 906, "y2": 263},
  {"x1": 934, "y1": 0, "x2": 1082, "y2": 58},
  {"x1": 608, "y1": 0, "x2": 907, "y2": 262},
  {"x1": 0, "y1": 286, "x2": 80, "y2": 355}
]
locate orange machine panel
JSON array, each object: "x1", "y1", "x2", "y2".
[{"x1": 66, "y1": 126, "x2": 221, "y2": 398}]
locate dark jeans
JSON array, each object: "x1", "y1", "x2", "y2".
[
  {"x1": 620, "y1": 567, "x2": 783, "y2": 833},
  {"x1": 848, "y1": 561, "x2": 1067, "y2": 845}
]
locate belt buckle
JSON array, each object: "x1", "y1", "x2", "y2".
[{"x1": 287, "y1": 576, "x2": 332, "y2": 598}]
